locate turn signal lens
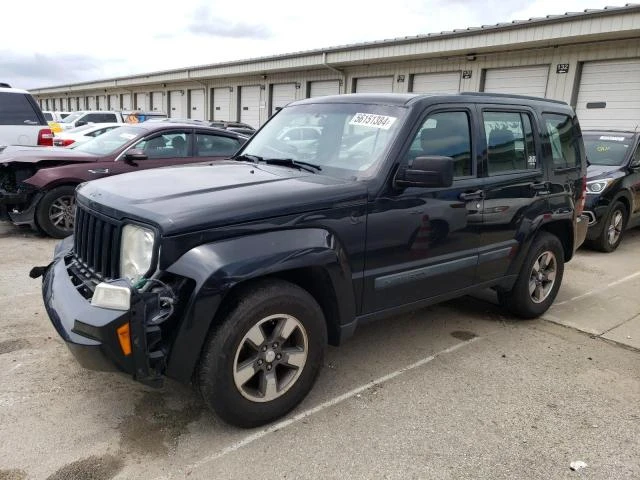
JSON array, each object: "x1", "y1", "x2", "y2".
[{"x1": 117, "y1": 323, "x2": 132, "y2": 356}]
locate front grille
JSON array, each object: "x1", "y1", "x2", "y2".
[{"x1": 73, "y1": 206, "x2": 121, "y2": 280}]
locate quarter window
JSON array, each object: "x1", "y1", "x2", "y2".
[
  {"x1": 0, "y1": 92, "x2": 40, "y2": 125},
  {"x1": 543, "y1": 113, "x2": 580, "y2": 169},
  {"x1": 483, "y1": 111, "x2": 537, "y2": 175}
]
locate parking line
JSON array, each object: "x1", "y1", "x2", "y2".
[
  {"x1": 554, "y1": 270, "x2": 640, "y2": 306},
  {"x1": 185, "y1": 336, "x2": 481, "y2": 474}
]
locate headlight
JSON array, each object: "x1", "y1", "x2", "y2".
[
  {"x1": 586, "y1": 178, "x2": 613, "y2": 195},
  {"x1": 120, "y1": 224, "x2": 155, "y2": 283}
]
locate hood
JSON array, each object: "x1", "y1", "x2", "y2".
[
  {"x1": 587, "y1": 164, "x2": 625, "y2": 180},
  {"x1": 0, "y1": 145, "x2": 97, "y2": 165},
  {"x1": 77, "y1": 161, "x2": 367, "y2": 235}
]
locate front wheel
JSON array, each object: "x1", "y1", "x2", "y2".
[
  {"x1": 198, "y1": 279, "x2": 327, "y2": 428},
  {"x1": 35, "y1": 185, "x2": 77, "y2": 238},
  {"x1": 498, "y1": 232, "x2": 564, "y2": 319},
  {"x1": 592, "y1": 201, "x2": 627, "y2": 253}
]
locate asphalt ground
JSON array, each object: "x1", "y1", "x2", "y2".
[{"x1": 0, "y1": 222, "x2": 638, "y2": 480}]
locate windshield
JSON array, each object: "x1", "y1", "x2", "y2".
[
  {"x1": 584, "y1": 134, "x2": 634, "y2": 166},
  {"x1": 240, "y1": 102, "x2": 406, "y2": 179},
  {"x1": 60, "y1": 112, "x2": 83, "y2": 123},
  {"x1": 72, "y1": 126, "x2": 144, "y2": 155}
]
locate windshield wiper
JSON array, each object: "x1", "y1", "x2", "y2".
[
  {"x1": 263, "y1": 158, "x2": 322, "y2": 173},
  {"x1": 233, "y1": 153, "x2": 264, "y2": 163}
]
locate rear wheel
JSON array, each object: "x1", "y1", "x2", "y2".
[
  {"x1": 198, "y1": 279, "x2": 327, "y2": 428},
  {"x1": 592, "y1": 201, "x2": 627, "y2": 253},
  {"x1": 498, "y1": 232, "x2": 564, "y2": 319},
  {"x1": 35, "y1": 185, "x2": 77, "y2": 238}
]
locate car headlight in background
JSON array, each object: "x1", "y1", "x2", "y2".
[
  {"x1": 120, "y1": 224, "x2": 155, "y2": 283},
  {"x1": 586, "y1": 178, "x2": 614, "y2": 195}
]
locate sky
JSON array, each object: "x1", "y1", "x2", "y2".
[{"x1": 0, "y1": 0, "x2": 628, "y2": 90}]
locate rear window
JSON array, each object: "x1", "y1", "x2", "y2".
[{"x1": 0, "y1": 92, "x2": 41, "y2": 125}]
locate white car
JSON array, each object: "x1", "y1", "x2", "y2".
[
  {"x1": 0, "y1": 84, "x2": 53, "y2": 147},
  {"x1": 53, "y1": 123, "x2": 122, "y2": 147},
  {"x1": 58, "y1": 111, "x2": 124, "y2": 130}
]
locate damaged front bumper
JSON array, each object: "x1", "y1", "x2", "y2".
[{"x1": 40, "y1": 237, "x2": 166, "y2": 387}]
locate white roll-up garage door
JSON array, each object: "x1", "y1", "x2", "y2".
[
  {"x1": 240, "y1": 86, "x2": 261, "y2": 128},
  {"x1": 121, "y1": 93, "x2": 132, "y2": 110},
  {"x1": 309, "y1": 80, "x2": 340, "y2": 97},
  {"x1": 212, "y1": 87, "x2": 232, "y2": 121},
  {"x1": 355, "y1": 76, "x2": 394, "y2": 93},
  {"x1": 272, "y1": 83, "x2": 296, "y2": 114},
  {"x1": 169, "y1": 91, "x2": 185, "y2": 118},
  {"x1": 87, "y1": 96, "x2": 96, "y2": 110},
  {"x1": 189, "y1": 89, "x2": 205, "y2": 120},
  {"x1": 151, "y1": 92, "x2": 163, "y2": 112},
  {"x1": 412, "y1": 72, "x2": 461, "y2": 94},
  {"x1": 108, "y1": 95, "x2": 119, "y2": 110},
  {"x1": 575, "y1": 59, "x2": 640, "y2": 130},
  {"x1": 136, "y1": 93, "x2": 149, "y2": 111},
  {"x1": 483, "y1": 66, "x2": 549, "y2": 98},
  {"x1": 97, "y1": 95, "x2": 106, "y2": 110}
]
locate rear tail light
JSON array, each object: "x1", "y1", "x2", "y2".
[
  {"x1": 576, "y1": 175, "x2": 586, "y2": 216},
  {"x1": 54, "y1": 138, "x2": 75, "y2": 147},
  {"x1": 37, "y1": 128, "x2": 54, "y2": 146}
]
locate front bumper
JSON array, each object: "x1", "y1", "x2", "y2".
[
  {"x1": 41, "y1": 239, "x2": 165, "y2": 387},
  {"x1": 584, "y1": 195, "x2": 610, "y2": 241}
]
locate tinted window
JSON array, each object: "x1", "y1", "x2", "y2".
[
  {"x1": 134, "y1": 132, "x2": 190, "y2": 158},
  {"x1": 0, "y1": 92, "x2": 40, "y2": 125},
  {"x1": 196, "y1": 133, "x2": 241, "y2": 156},
  {"x1": 43, "y1": 112, "x2": 53, "y2": 121},
  {"x1": 409, "y1": 111, "x2": 472, "y2": 178},
  {"x1": 483, "y1": 111, "x2": 537, "y2": 175},
  {"x1": 543, "y1": 113, "x2": 580, "y2": 169}
]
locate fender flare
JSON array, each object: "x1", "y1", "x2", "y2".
[{"x1": 163, "y1": 228, "x2": 355, "y2": 383}]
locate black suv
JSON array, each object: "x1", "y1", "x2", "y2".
[
  {"x1": 38, "y1": 93, "x2": 588, "y2": 427},
  {"x1": 582, "y1": 130, "x2": 640, "y2": 252}
]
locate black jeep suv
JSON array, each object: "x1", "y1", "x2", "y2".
[
  {"x1": 582, "y1": 130, "x2": 640, "y2": 252},
  {"x1": 38, "y1": 93, "x2": 588, "y2": 427}
]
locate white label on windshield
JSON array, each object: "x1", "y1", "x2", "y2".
[
  {"x1": 120, "y1": 133, "x2": 137, "y2": 140},
  {"x1": 349, "y1": 113, "x2": 397, "y2": 130},
  {"x1": 599, "y1": 136, "x2": 625, "y2": 141}
]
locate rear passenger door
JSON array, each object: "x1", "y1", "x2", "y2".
[{"x1": 475, "y1": 106, "x2": 547, "y2": 283}]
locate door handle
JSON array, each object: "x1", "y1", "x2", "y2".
[
  {"x1": 459, "y1": 190, "x2": 484, "y2": 201},
  {"x1": 88, "y1": 168, "x2": 109, "y2": 174}
]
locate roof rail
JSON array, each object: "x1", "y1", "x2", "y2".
[{"x1": 460, "y1": 91, "x2": 566, "y2": 105}]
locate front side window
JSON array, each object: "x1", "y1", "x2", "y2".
[
  {"x1": 0, "y1": 92, "x2": 40, "y2": 125},
  {"x1": 483, "y1": 111, "x2": 537, "y2": 175},
  {"x1": 241, "y1": 103, "x2": 407, "y2": 179},
  {"x1": 543, "y1": 113, "x2": 580, "y2": 169},
  {"x1": 407, "y1": 111, "x2": 472, "y2": 178}
]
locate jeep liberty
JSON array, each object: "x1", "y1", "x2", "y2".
[{"x1": 36, "y1": 93, "x2": 589, "y2": 427}]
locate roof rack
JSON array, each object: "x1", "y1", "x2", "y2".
[
  {"x1": 460, "y1": 91, "x2": 566, "y2": 105},
  {"x1": 0, "y1": 82, "x2": 12, "y2": 88}
]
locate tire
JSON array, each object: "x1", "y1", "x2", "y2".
[
  {"x1": 35, "y1": 185, "x2": 77, "y2": 238},
  {"x1": 498, "y1": 232, "x2": 564, "y2": 319},
  {"x1": 198, "y1": 279, "x2": 327, "y2": 428},
  {"x1": 592, "y1": 201, "x2": 627, "y2": 253}
]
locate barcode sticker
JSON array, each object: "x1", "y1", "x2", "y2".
[{"x1": 349, "y1": 113, "x2": 397, "y2": 130}]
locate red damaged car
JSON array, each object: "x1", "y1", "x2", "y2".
[{"x1": 0, "y1": 123, "x2": 248, "y2": 237}]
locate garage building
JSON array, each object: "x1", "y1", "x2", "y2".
[{"x1": 32, "y1": 4, "x2": 640, "y2": 130}]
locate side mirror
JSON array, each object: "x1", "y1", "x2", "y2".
[
  {"x1": 124, "y1": 148, "x2": 148, "y2": 163},
  {"x1": 75, "y1": 120, "x2": 87, "y2": 127},
  {"x1": 394, "y1": 156, "x2": 454, "y2": 189}
]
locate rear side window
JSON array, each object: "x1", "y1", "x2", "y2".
[
  {"x1": 483, "y1": 111, "x2": 537, "y2": 175},
  {"x1": 43, "y1": 112, "x2": 53, "y2": 121},
  {"x1": 0, "y1": 92, "x2": 40, "y2": 125},
  {"x1": 195, "y1": 133, "x2": 242, "y2": 156},
  {"x1": 543, "y1": 113, "x2": 580, "y2": 169}
]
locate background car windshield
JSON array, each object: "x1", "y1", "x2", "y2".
[
  {"x1": 584, "y1": 135, "x2": 633, "y2": 166},
  {"x1": 60, "y1": 112, "x2": 83, "y2": 123},
  {"x1": 72, "y1": 126, "x2": 143, "y2": 155},
  {"x1": 242, "y1": 103, "x2": 406, "y2": 179}
]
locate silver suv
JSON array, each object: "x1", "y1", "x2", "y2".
[{"x1": 0, "y1": 84, "x2": 52, "y2": 147}]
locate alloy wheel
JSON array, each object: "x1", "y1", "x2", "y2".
[
  {"x1": 528, "y1": 251, "x2": 557, "y2": 304},
  {"x1": 49, "y1": 195, "x2": 76, "y2": 231}
]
